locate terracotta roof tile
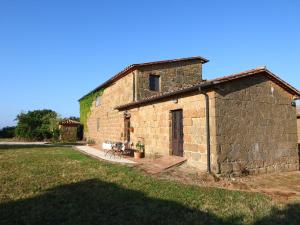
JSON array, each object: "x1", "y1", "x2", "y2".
[{"x1": 59, "y1": 119, "x2": 81, "y2": 126}]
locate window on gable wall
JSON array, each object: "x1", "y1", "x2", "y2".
[
  {"x1": 95, "y1": 96, "x2": 101, "y2": 107},
  {"x1": 149, "y1": 75, "x2": 160, "y2": 92}
]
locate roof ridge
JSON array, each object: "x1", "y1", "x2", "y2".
[
  {"x1": 132, "y1": 56, "x2": 209, "y2": 66},
  {"x1": 211, "y1": 66, "x2": 267, "y2": 82}
]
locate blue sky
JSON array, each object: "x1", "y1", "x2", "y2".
[{"x1": 0, "y1": 0, "x2": 299, "y2": 128}]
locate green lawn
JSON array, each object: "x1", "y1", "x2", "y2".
[{"x1": 0, "y1": 146, "x2": 299, "y2": 225}]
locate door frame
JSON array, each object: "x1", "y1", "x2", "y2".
[
  {"x1": 170, "y1": 109, "x2": 184, "y2": 157},
  {"x1": 124, "y1": 116, "x2": 131, "y2": 143}
]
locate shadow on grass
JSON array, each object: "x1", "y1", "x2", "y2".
[
  {"x1": 1, "y1": 179, "x2": 299, "y2": 225},
  {"x1": 253, "y1": 203, "x2": 300, "y2": 225},
  {"x1": 0, "y1": 179, "x2": 244, "y2": 225}
]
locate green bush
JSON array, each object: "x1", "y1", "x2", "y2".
[
  {"x1": 0, "y1": 126, "x2": 16, "y2": 138},
  {"x1": 15, "y1": 109, "x2": 60, "y2": 141}
]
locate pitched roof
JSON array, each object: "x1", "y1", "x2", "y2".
[
  {"x1": 115, "y1": 67, "x2": 300, "y2": 110},
  {"x1": 212, "y1": 67, "x2": 300, "y2": 96},
  {"x1": 59, "y1": 119, "x2": 81, "y2": 126},
  {"x1": 79, "y1": 56, "x2": 209, "y2": 101}
]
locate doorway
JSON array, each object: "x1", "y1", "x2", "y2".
[
  {"x1": 124, "y1": 117, "x2": 130, "y2": 142},
  {"x1": 171, "y1": 109, "x2": 183, "y2": 157}
]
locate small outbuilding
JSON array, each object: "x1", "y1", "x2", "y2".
[{"x1": 59, "y1": 119, "x2": 81, "y2": 142}]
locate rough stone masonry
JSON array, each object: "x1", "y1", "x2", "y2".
[{"x1": 80, "y1": 57, "x2": 300, "y2": 175}]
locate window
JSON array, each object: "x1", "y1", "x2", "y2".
[
  {"x1": 149, "y1": 75, "x2": 160, "y2": 91},
  {"x1": 97, "y1": 118, "x2": 100, "y2": 131},
  {"x1": 95, "y1": 96, "x2": 101, "y2": 107}
]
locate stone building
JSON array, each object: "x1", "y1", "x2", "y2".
[
  {"x1": 79, "y1": 56, "x2": 300, "y2": 175},
  {"x1": 297, "y1": 107, "x2": 300, "y2": 143}
]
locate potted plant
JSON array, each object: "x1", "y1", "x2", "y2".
[
  {"x1": 134, "y1": 141, "x2": 144, "y2": 159},
  {"x1": 87, "y1": 139, "x2": 96, "y2": 146}
]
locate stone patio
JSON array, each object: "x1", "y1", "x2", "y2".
[
  {"x1": 74, "y1": 145, "x2": 187, "y2": 174},
  {"x1": 135, "y1": 156, "x2": 187, "y2": 174},
  {"x1": 74, "y1": 145, "x2": 136, "y2": 164}
]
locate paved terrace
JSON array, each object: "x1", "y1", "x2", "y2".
[
  {"x1": 74, "y1": 145, "x2": 137, "y2": 164},
  {"x1": 75, "y1": 145, "x2": 187, "y2": 174}
]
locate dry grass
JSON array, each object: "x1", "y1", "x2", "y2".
[
  {"x1": 0, "y1": 138, "x2": 15, "y2": 142},
  {"x1": 159, "y1": 164, "x2": 300, "y2": 203},
  {"x1": 0, "y1": 145, "x2": 299, "y2": 225}
]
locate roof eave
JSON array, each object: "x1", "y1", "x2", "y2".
[
  {"x1": 263, "y1": 69, "x2": 300, "y2": 98},
  {"x1": 114, "y1": 81, "x2": 214, "y2": 110},
  {"x1": 114, "y1": 67, "x2": 300, "y2": 110},
  {"x1": 209, "y1": 67, "x2": 300, "y2": 98},
  {"x1": 79, "y1": 65, "x2": 136, "y2": 101}
]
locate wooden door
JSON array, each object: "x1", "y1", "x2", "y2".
[
  {"x1": 124, "y1": 117, "x2": 130, "y2": 142},
  {"x1": 171, "y1": 110, "x2": 183, "y2": 156}
]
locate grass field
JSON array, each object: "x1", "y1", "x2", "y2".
[
  {"x1": 0, "y1": 138, "x2": 15, "y2": 142},
  {"x1": 0, "y1": 145, "x2": 299, "y2": 225}
]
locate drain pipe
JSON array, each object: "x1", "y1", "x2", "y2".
[{"x1": 199, "y1": 87, "x2": 211, "y2": 174}]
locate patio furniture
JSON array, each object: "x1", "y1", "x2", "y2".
[
  {"x1": 102, "y1": 142, "x2": 114, "y2": 154},
  {"x1": 104, "y1": 141, "x2": 128, "y2": 159}
]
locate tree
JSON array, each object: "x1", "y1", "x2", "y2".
[
  {"x1": 15, "y1": 109, "x2": 60, "y2": 141},
  {"x1": 0, "y1": 126, "x2": 16, "y2": 138}
]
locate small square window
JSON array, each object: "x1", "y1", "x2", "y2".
[
  {"x1": 95, "y1": 96, "x2": 101, "y2": 107},
  {"x1": 149, "y1": 75, "x2": 160, "y2": 92},
  {"x1": 97, "y1": 118, "x2": 100, "y2": 131}
]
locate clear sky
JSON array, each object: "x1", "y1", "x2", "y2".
[{"x1": 1, "y1": 0, "x2": 299, "y2": 128}]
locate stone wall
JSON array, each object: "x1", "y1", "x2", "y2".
[
  {"x1": 136, "y1": 60, "x2": 202, "y2": 100},
  {"x1": 214, "y1": 74, "x2": 299, "y2": 175},
  {"x1": 83, "y1": 61, "x2": 299, "y2": 174},
  {"x1": 59, "y1": 126, "x2": 77, "y2": 142},
  {"x1": 84, "y1": 61, "x2": 215, "y2": 170},
  {"x1": 127, "y1": 91, "x2": 217, "y2": 170},
  {"x1": 86, "y1": 72, "x2": 135, "y2": 144},
  {"x1": 297, "y1": 118, "x2": 300, "y2": 143},
  {"x1": 85, "y1": 60, "x2": 204, "y2": 146}
]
